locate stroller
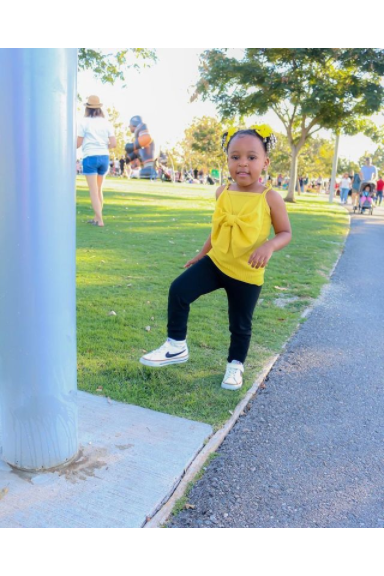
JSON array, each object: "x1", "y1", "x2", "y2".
[{"x1": 353, "y1": 182, "x2": 374, "y2": 215}]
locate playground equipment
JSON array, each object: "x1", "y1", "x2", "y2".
[
  {"x1": 0, "y1": 49, "x2": 78, "y2": 470},
  {"x1": 125, "y1": 115, "x2": 157, "y2": 179}
]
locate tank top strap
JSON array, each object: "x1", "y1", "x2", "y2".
[{"x1": 262, "y1": 181, "x2": 272, "y2": 197}]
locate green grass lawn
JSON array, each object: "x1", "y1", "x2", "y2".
[{"x1": 76, "y1": 177, "x2": 349, "y2": 428}]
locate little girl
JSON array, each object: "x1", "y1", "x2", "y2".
[{"x1": 140, "y1": 125, "x2": 292, "y2": 390}]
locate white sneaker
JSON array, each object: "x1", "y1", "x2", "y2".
[
  {"x1": 221, "y1": 361, "x2": 244, "y2": 390},
  {"x1": 140, "y1": 338, "x2": 189, "y2": 367}
]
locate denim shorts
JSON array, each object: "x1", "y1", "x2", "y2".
[{"x1": 83, "y1": 155, "x2": 109, "y2": 175}]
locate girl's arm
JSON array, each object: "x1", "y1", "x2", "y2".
[
  {"x1": 248, "y1": 190, "x2": 292, "y2": 269},
  {"x1": 77, "y1": 136, "x2": 84, "y2": 149},
  {"x1": 184, "y1": 234, "x2": 212, "y2": 268}
]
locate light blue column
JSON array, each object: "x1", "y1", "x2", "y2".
[{"x1": 0, "y1": 49, "x2": 78, "y2": 470}]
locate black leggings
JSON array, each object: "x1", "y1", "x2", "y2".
[{"x1": 167, "y1": 256, "x2": 262, "y2": 363}]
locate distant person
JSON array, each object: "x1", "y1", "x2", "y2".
[
  {"x1": 339, "y1": 173, "x2": 351, "y2": 205},
  {"x1": 277, "y1": 174, "x2": 283, "y2": 187},
  {"x1": 139, "y1": 125, "x2": 291, "y2": 391},
  {"x1": 359, "y1": 157, "x2": 377, "y2": 191},
  {"x1": 351, "y1": 172, "x2": 361, "y2": 208},
  {"x1": 119, "y1": 156, "x2": 126, "y2": 177},
  {"x1": 376, "y1": 176, "x2": 384, "y2": 205},
  {"x1": 77, "y1": 95, "x2": 116, "y2": 227}
]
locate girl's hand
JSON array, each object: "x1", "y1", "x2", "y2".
[
  {"x1": 248, "y1": 243, "x2": 274, "y2": 269},
  {"x1": 184, "y1": 253, "x2": 204, "y2": 268}
]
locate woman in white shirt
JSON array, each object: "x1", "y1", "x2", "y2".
[
  {"x1": 77, "y1": 95, "x2": 116, "y2": 227},
  {"x1": 340, "y1": 173, "x2": 352, "y2": 205}
]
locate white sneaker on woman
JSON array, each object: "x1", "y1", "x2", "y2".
[
  {"x1": 140, "y1": 338, "x2": 189, "y2": 367},
  {"x1": 221, "y1": 360, "x2": 244, "y2": 390}
]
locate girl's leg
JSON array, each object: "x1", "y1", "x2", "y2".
[
  {"x1": 167, "y1": 256, "x2": 222, "y2": 341},
  {"x1": 224, "y1": 277, "x2": 262, "y2": 363},
  {"x1": 85, "y1": 175, "x2": 104, "y2": 225}
]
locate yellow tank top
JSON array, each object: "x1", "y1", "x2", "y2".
[{"x1": 208, "y1": 183, "x2": 272, "y2": 285}]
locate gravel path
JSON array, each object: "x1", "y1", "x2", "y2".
[{"x1": 168, "y1": 207, "x2": 384, "y2": 528}]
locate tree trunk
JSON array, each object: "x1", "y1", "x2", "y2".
[{"x1": 285, "y1": 147, "x2": 300, "y2": 203}]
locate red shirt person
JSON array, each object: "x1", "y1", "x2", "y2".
[
  {"x1": 376, "y1": 177, "x2": 384, "y2": 205},
  {"x1": 376, "y1": 177, "x2": 384, "y2": 192}
]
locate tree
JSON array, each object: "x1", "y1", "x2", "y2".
[
  {"x1": 78, "y1": 49, "x2": 156, "y2": 85},
  {"x1": 269, "y1": 132, "x2": 292, "y2": 177},
  {"x1": 298, "y1": 137, "x2": 335, "y2": 179},
  {"x1": 271, "y1": 132, "x2": 341, "y2": 182},
  {"x1": 106, "y1": 106, "x2": 131, "y2": 158},
  {"x1": 195, "y1": 48, "x2": 384, "y2": 201},
  {"x1": 337, "y1": 157, "x2": 360, "y2": 175},
  {"x1": 178, "y1": 116, "x2": 228, "y2": 175}
]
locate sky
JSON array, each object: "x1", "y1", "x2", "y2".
[{"x1": 77, "y1": 48, "x2": 383, "y2": 163}]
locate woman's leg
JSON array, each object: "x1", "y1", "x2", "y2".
[
  {"x1": 85, "y1": 174, "x2": 103, "y2": 224},
  {"x1": 167, "y1": 257, "x2": 222, "y2": 341},
  {"x1": 97, "y1": 174, "x2": 106, "y2": 211},
  {"x1": 224, "y1": 277, "x2": 262, "y2": 364}
]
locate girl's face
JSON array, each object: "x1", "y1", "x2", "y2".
[{"x1": 227, "y1": 134, "x2": 269, "y2": 188}]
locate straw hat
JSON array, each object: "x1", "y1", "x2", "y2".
[{"x1": 85, "y1": 95, "x2": 103, "y2": 109}]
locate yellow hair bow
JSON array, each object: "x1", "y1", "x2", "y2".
[
  {"x1": 249, "y1": 124, "x2": 274, "y2": 139},
  {"x1": 223, "y1": 124, "x2": 274, "y2": 150},
  {"x1": 224, "y1": 127, "x2": 238, "y2": 148}
]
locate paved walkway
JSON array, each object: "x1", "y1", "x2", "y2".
[{"x1": 169, "y1": 206, "x2": 384, "y2": 528}]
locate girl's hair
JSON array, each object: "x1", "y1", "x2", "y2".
[
  {"x1": 222, "y1": 128, "x2": 277, "y2": 155},
  {"x1": 85, "y1": 107, "x2": 105, "y2": 118}
]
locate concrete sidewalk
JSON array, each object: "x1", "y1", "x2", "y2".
[{"x1": 0, "y1": 392, "x2": 212, "y2": 528}]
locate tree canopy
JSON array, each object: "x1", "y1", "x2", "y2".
[
  {"x1": 78, "y1": 49, "x2": 156, "y2": 85},
  {"x1": 195, "y1": 48, "x2": 384, "y2": 201},
  {"x1": 106, "y1": 106, "x2": 131, "y2": 158}
]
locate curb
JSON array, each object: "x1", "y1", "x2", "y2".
[
  {"x1": 144, "y1": 204, "x2": 351, "y2": 528},
  {"x1": 144, "y1": 355, "x2": 279, "y2": 528}
]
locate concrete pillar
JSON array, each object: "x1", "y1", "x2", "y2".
[{"x1": 0, "y1": 48, "x2": 78, "y2": 470}]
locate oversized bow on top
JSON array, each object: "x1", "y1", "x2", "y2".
[{"x1": 211, "y1": 191, "x2": 266, "y2": 259}]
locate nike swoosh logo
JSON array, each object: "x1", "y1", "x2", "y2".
[{"x1": 165, "y1": 349, "x2": 186, "y2": 358}]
